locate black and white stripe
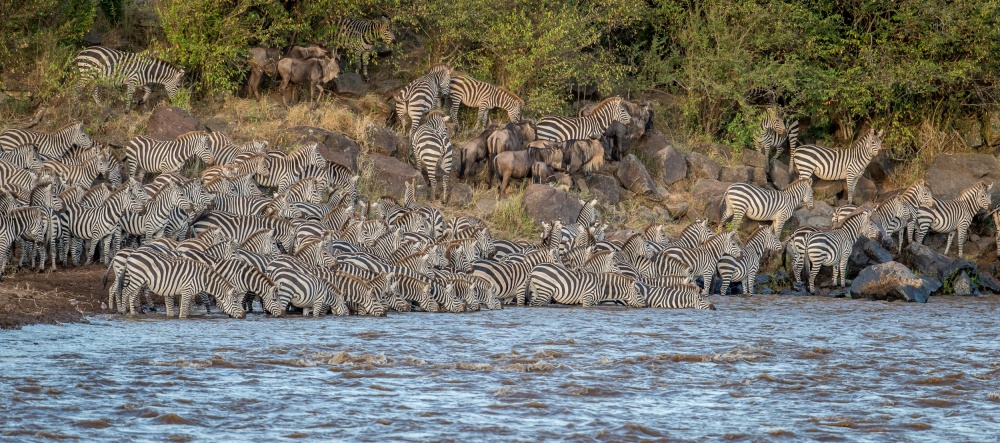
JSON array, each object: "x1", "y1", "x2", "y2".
[
  {"x1": 412, "y1": 110, "x2": 454, "y2": 202},
  {"x1": 61, "y1": 184, "x2": 142, "y2": 266},
  {"x1": 120, "y1": 248, "x2": 244, "y2": 318},
  {"x1": 755, "y1": 108, "x2": 799, "y2": 161},
  {"x1": 804, "y1": 210, "x2": 877, "y2": 293},
  {"x1": 255, "y1": 144, "x2": 327, "y2": 191},
  {"x1": 124, "y1": 131, "x2": 214, "y2": 177},
  {"x1": 395, "y1": 64, "x2": 451, "y2": 137},
  {"x1": 265, "y1": 255, "x2": 348, "y2": 317},
  {"x1": 791, "y1": 129, "x2": 883, "y2": 204},
  {"x1": 717, "y1": 227, "x2": 782, "y2": 296},
  {"x1": 536, "y1": 97, "x2": 631, "y2": 142},
  {"x1": 914, "y1": 181, "x2": 993, "y2": 257},
  {"x1": 206, "y1": 132, "x2": 268, "y2": 166},
  {"x1": 74, "y1": 46, "x2": 185, "y2": 112},
  {"x1": 723, "y1": 178, "x2": 814, "y2": 235},
  {"x1": 470, "y1": 248, "x2": 557, "y2": 305},
  {"x1": 638, "y1": 282, "x2": 715, "y2": 310},
  {"x1": 448, "y1": 75, "x2": 523, "y2": 129},
  {"x1": 0, "y1": 122, "x2": 93, "y2": 159},
  {"x1": 655, "y1": 231, "x2": 741, "y2": 295},
  {"x1": 330, "y1": 17, "x2": 395, "y2": 78}
]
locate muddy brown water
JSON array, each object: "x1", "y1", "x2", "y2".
[{"x1": 2, "y1": 296, "x2": 999, "y2": 441}]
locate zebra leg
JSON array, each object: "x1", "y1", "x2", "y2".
[
  {"x1": 84, "y1": 239, "x2": 99, "y2": 266},
  {"x1": 846, "y1": 174, "x2": 857, "y2": 204},
  {"x1": 745, "y1": 273, "x2": 753, "y2": 296},
  {"x1": 701, "y1": 270, "x2": 713, "y2": 296},
  {"x1": 164, "y1": 294, "x2": 176, "y2": 317},
  {"x1": 122, "y1": 282, "x2": 141, "y2": 316},
  {"x1": 807, "y1": 261, "x2": 820, "y2": 295},
  {"x1": 944, "y1": 232, "x2": 954, "y2": 256},
  {"x1": 720, "y1": 275, "x2": 731, "y2": 296},
  {"x1": 179, "y1": 291, "x2": 194, "y2": 319},
  {"x1": 477, "y1": 106, "x2": 489, "y2": 130},
  {"x1": 839, "y1": 256, "x2": 849, "y2": 288},
  {"x1": 442, "y1": 169, "x2": 450, "y2": 203}
]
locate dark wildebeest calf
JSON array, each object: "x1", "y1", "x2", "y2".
[
  {"x1": 493, "y1": 146, "x2": 563, "y2": 198},
  {"x1": 248, "y1": 47, "x2": 281, "y2": 100},
  {"x1": 277, "y1": 54, "x2": 340, "y2": 107},
  {"x1": 457, "y1": 124, "x2": 498, "y2": 179}
]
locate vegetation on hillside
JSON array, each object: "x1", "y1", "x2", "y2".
[{"x1": 2, "y1": 0, "x2": 999, "y2": 171}]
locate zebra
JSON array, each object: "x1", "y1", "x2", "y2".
[
  {"x1": 0, "y1": 122, "x2": 93, "y2": 159},
  {"x1": 329, "y1": 16, "x2": 395, "y2": 79},
  {"x1": 1, "y1": 207, "x2": 50, "y2": 276},
  {"x1": 791, "y1": 129, "x2": 884, "y2": 204},
  {"x1": 527, "y1": 262, "x2": 640, "y2": 307},
  {"x1": 192, "y1": 212, "x2": 296, "y2": 253},
  {"x1": 785, "y1": 226, "x2": 819, "y2": 288},
  {"x1": 755, "y1": 107, "x2": 799, "y2": 161},
  {"x1": 206, "y1": 132, "x2": 268, "y2": 165},
  {"x1": 470, "y1": 248, "x2": 557, "y2": 305},
  {"x1": 913, "y1": 181, "x2": 993, "y2": 258},
  {"x1": 448, "y1": 75, "x2": 523, "y2": 129},
  {"x1": 266, "y1": 255, "x2": 348, "y2": 316},
  {"x1": 124, "y1": 131, "x2": 214, "y2": 178},
  {"x1": 536, "y1": 96, "x2": 631, "y2": 142},
  {"x1": 716, "y1": 227, "x2": 782, "y2": 296},
  {"x1": 61, "y1": 184, "x2": 142, "y2": 266},
  {"x1": 333, "y1": 270, "x2": 392, "y2": 316},
  {"x1": 0, "y1": 145, "x2": 42, "y2": 170},
  {"x1": 0, "y1": 158, "x2": 39, "y2": 197},
  {"x1": 286, "y1": 176, "x2": 324, "y2": 204},
  {"x1": 647, "y1": 219, "x2": 712, "y2": 255},
  {"x1": 73, "y1": 46, "x2": 185, "y2": 112},
  {"x1": 119, "y1": 182, "x2": 190, "y2": 246},
  {"x1": 296, "y1": 162, "x2": 358, "y2": 204},
  {"x1": 121, "y1": 248, "x2": 244, "y2": 318},
  {"x1": 638, "y1": 282, "x2": 715, "y2": 310},
  {"x1": 655, "y1": 231, "x2": 742, "y2": 295},
  {"x1": 804, "y1": 210, "x2": 878, "y2": 294},
  {"x1": 723, "y1": 178, "x2": 814, "y2": 235},
  {"x1": 412, "y1": 110, "x2": 454, "y2": 202},
  {"x1": 39, "y1": 154, "x2": 109, "y2": 187},
  {"x1": 256, "y1": 144, "x2": 327, "y2": 191},
  {"x1": 395, "y1": 64, "x2": 452, "y2": 138}
]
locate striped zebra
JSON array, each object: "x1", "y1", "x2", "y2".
[
  {"x1": 256, "y1": 144, "x2": 327, "y2": 191},
  {"x1": 655, "y1": 231, "x2": 741, "y2": 295},
  {"x1": 0, "y1": 145, "x2": 42, "y2": 170},
  {"x1": 395, "y1": 64, "x2": 452, "y2": 138},
  {"x1": 0, "y1": 122, "x2": 93, "y2": 159},
  {"x1": 536, "y1": 97, "x2": 631, "y2": 142},
  {"x1": 61, "y1": 184, "x2": 142, "y2": 266},
  {"x1": 804, "y1": 210, "x2": 878, "y2": 294},
  {"x1": 412, "y1": 110, "x2": 454, "y2": 202},
  {"x1": 266, "y1": 255, "x2": 348, "y2": 316},
  {"x1": 334, "y1": 270, "x2": 392, "y2": 316},
  {"x1": 755, "y1": 107, "x2": 799, "y2": 161},
  {"x1": 330, "y1": 17, "x2": 395, "y2": 79},
  {"x1": 209, "y1": 192, "x2": 294, "y2": 218},
  {"x1": 448, "y1": 75, "x2": 523, "y2": 129},
  {"x1": 121, "y1": 248, "x2": 244, "y2": 318},
  {"x1": 716, "y1": 227, "x2": 782, "y2": 296},
  {"x1": 647, "y1": 219, "x2": 712, "y2": 256},
  {"x1": 470, "y1": 248, "x2": 557, "y2": 305},
  {"x1": 74, "y1": 46, "x2": 185, "y2": 112},
  {"x1": 723, "y1": 178, "x2": 814, "y2": 235},
  {"x1": 39, "y1": 154, "x2": 109, "y2": 187},
  {"x1": 785, "y1": 226, "x2": 819, "y2": 288},
  {"x1": 119, "y1": 183, "x2": 190, "y2": 245},
  {"x1": 0, "y1": 157, "x2": 39, "y2": 197},
  {"x1": 2, "y1": 207, "x2": 50, "y2": 276},
  {"x1": 913, "y1": 181, "x2": 993, "y2": 258},
  {"x1": 638, "y1": 282, "x2": 715, "y2": 310},
  {"x1": 124, "y1": 131, "x2": 214, "y2": 178},
  {"x1": 791, "y1": 129, "x2": 884, "y2": 204},
  {"x1": 527, "y1": 262, "x2": 642, "y2": 308},
  {"x1": 193, "y1": 212, "x2": 295, "y2": 253},
  {"x1": 206, "y1": 132, "x2": 268, "y2": 165}
]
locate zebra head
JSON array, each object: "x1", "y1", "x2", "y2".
[
  {"x1": 694, "y1": 295, "x2": 716, "y2": 310},
  {"x1": 980, "y1": 182, "x2": 994, "y2": 211},
  {"x1": 378, "y1": 16, "x2": 395, "y2": 45},
  {"x1": 912, "y1": 179, "x2": 935, "y2": 208},
  {"x1": 259, "y1": 278, "x2": 283, "y2": 316},
  {"x1": 303, "y1": 143, "x2": 328, "y2": 169},
  {"x1": 428, "y1": 63, "x2": 452, "y2": 98},
  {"x1": 69, "y1": 122, "x2": 95, "y2": 150},
  {"x1": 855, "y1": 129, "x2": 884, "y2": 156},
  {"x1": 609, "y1": 97, "x2": 632, "y2": 125},
  {"x1": 722, "y1": 231, "x2": 742, "y2": 258},
  {"x1": 164, "y1": 68, "x2": 185, "y2": 98},
  {"x1": 796, "y1": 179, "x2": 815, "y2": 210},
  {"x1": 859, "y1": 211, "x2": 879, "y2": 240},
  {"x1": 762, "y1": 227, "x2": 782, "y2": 252}
]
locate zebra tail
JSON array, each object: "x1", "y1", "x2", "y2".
[{"x1": 457, "y1": 145, "x2": 466, "y2": 178}]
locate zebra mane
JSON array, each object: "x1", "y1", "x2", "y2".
[
  {"x1": 176, "y1": 130, "x2": 207, "y2": 142},
  {"x1": 495, "y1": 83, "x2": 524, "y2": 105},
  {"x1": 849, "y1": 128, "x2": 881, "y2": 151},
  {"x1": 834, "y1": 208, "x2": 873, "y2": 229},
  {"x1": 427, "y1": 63, "x2": 450, "y2": 75},
  {"x1": 745, "y1": 226, "x2": 771, "y2": 245},
  {"x1": 55, "y1": 121, "x2": 84, "y2": 134},
  {"x1": 591, "y1": 96, "x2": 623, "y2": 114},
  {"x1": 960, "y1": 181, "x2": 991, "y2": 200},
  {"x1": 784, "y1": 177, "x2": 812, "y2": 190}
]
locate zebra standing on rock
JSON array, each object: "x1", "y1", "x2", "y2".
[
  {"x1": 804, "y1": 210, "x2": 878, "y2": 294},
  {"x1": 536, "y1": 97, "x2": 632, "y2": 142},
  {"x1": 73, "y1": 46, "x2": 185, "y2": 112},
  {"x1": 395, "y1": 64, "x2": 452, "y2": 138},
  {"x1": 124, "y1": 131, "x2": 214, "y2": 178},
  {"x1": 0, "y1": 122, "x2": 94, "y2": 159},
  {"x1": 716, "y1": 227, "x2": 782, "y2": 296},
  {"x1": 791, "y1": 129, "x2": 884, "y2": 204},
  {"x1": 913, "y1": 181, "x2": 993, "y2": 258},
  {"x1": 330, "y1": 16, "x2": 395, "y2": 80},
  {"x1": 448, "y1": 75, "x2": 523, "y2": 129},
  {"x1": 723, "y1": 178, "x2": 814, "y2": 235},
  {"x1": 755, "y1": 108, "x2": 799, "y2": 161},
  {"x1": 412, "y1": 110, "x2": 454, "y2": 202}
]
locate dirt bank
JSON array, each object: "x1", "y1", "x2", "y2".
[{"x1": 0, "y1": 266, "x2": 108, "y2": 330}]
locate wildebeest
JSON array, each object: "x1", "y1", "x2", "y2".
[
  {"x1": 562, "y1": 138, "x2": 604, "y2": 177},
  {"x1": 577, "y1": 99, "x2": 654, "y2": 160},
  {"x1": 248, "y1": 47, "x2": 281, "y2": 100},
  {"x1": 493, "y1": 146, "x2": 563, "y2": 197},
  {"x1": 487, "y1": 120, "x2": 535, "y2": 187},
  {"x1": 277, "y1": 54, "x2": 340, "y2": 107},
  {"x1": 457, "y1": 124, "x2": 498, "y2": 179},
  {"x1": 531, "y1": 161, "x2": 552, "y2": 184},
  {"x1": 285, "y1": 46, "x2": 330, "y2": 60}
]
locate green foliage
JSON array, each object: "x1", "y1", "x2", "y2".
[
  {"x1": 154, "y1": 0, "x2": 298, "y2": 96},
  {"x1": 0, "y1": 0, "x2": 96, "y2": 79}
]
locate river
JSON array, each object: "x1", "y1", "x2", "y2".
[{"x1": 2, "y1": 296, "x2": 999, "y2": 441}]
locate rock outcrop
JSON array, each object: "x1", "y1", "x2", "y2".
[{"x1": 522, "y1": 184, "x2": 584, "y2": 225}]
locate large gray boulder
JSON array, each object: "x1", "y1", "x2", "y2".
[
  {"x1": 448, "y1": 183, "x2": 474, "y2": 208},
  {"x1": 902, "y1": 243, "x2": 977, "y2": 293},
  {"x1": 720, "y1": 166, "x2": 754, "y2": 184},
  {"x1": 848, "y1": 237, "x2": 893, "y2": 275},
  {"x1": 522, "y1": 184, "x2": 584, "y2": 225},
  {"x1": 585, "y1": 174, "x2": 622, "y2": 205},
  {"x1": 333, "y1": 73, "x2": 367, "y2": 97},
  {"x1": 364, "y1": 124, "x2": 403, "y2": 156},
  {"x1": 146, "y1": 106, "x2": 201, "y2": 140},
  {"x1": 770, "y1": 160, "x2": 791, "y2": 189},
  {"x1": 924, "y1": 153, "x2": 1000, "y2": 202},
  {"x1": 370, "y1": 153, "x2": 423, "y2": 198},
  {"x1": 615, "y1": 154, "x2": 656, "y2": 195},
  {"x1": 280, "y1": 126, "x2": 359, "y2": 171},
  {"x1": 686, "y1": 152, "x2": 720, "y2": 180},
  {"x1": 656, "y1": 145, "x2": 687, "y2": 185},
  {"x1": 691, "y1": 179, "x2": 731, "y2": 223},
  {"x1": 849, "y1": 261, "x2": 939, "y2": 303}
]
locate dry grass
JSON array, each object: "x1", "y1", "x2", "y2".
[{"x1": 886, "y1": 118, "x2": 973, "y2": 189}]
